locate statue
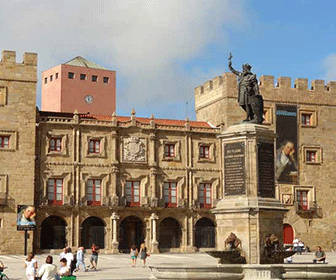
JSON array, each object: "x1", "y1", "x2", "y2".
[
  {"x1": 224, "y1": 232, "x2": 242, "y2": 250},
  {"x1": 262, "y1": 233, "x2": 295, "y2": 264},
  {"x1": 228, "y1": 52, "x2": 264, "y2": 124}
]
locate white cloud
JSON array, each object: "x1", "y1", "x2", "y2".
[
  {"x1": 324, "y1": 54, "x2": 336, "y2": 82},
  {"x1": 0, "y1": 0, "x2": 246, "y2": 118}
]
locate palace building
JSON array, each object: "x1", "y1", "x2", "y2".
[{"x1": 0, "y1": 50, "x2": 336, "y2": 254}]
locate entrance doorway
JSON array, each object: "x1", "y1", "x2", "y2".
[
  {"x1": 118, "y1": 216, "x2": 144, "y2": 253},
  {"x1": 194, "y1": 217, "x2": 216, "y2": 248},
  {"x1": 283, "y1": 223, "x2": 294, "y2": 244},
  {"x1": 81, "y1": 217, "x2": 105, "y2": 249},
  {"x1": 40, "y1": 216, "x2": 66, "y2": 249},
  {"x1": 159, "y1": 217, "x2": 182, "y2": 250}
]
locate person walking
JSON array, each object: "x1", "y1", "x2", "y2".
[
  {"x1": 36, "y1": 255, "x2": 57, "y2": 280},
  {"x1": 24, "y1": 253, "x2": 38, "y2": 280},
  {"x1": 139, "y1": 243, "x2": 149, "y2": 267},
  {"x1": 90, "y1": 243, "x2": 99, "y2": 271},
  {"x1": 130, "y1": 245, "x2": 138, "y2": 267},
  {"x1": 75, "y1": 247, "x2": 87, "y2": 272},
  {"x1": 64, "y1": 247, "x2": 75, "y2": 274}
]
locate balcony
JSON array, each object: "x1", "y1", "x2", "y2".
[{"x1": 294, "y1": 201, "x2": 322, "y2": 217}]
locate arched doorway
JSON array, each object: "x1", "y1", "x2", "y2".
[
  {"x1": 194, "y1": 217, "x2": 216, "y2": 248},
  {"x1": 118, "y1": 216, "x2": 144, "y2": 253},
  {"x1": 40, "y1": 216, "x2": 66, "y2": 249},
  {"x1": 283, "y1": 223, "x2": 294, "y2": 244},
  {"x1": 159, "y1": 217, "x2": 182, "y2": 250},
  {"x1": 81, "y1": 217, "x2": 105, "y2": 249}
]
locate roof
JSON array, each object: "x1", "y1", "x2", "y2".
[
  {"x1": 64, "y1": 56, "x2": 106, "y2": 70},
  {"x1": 38, "y1": 111, "x2": 214, "y2": 129}
]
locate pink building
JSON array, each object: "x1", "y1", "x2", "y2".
[{"x1": 41, "y1": 56, "x2": 116, "y2": 115}]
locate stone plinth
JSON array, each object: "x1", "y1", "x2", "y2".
[
  {"x1": 213, "y1": 123, "x2": 287, "y2": 264},
  {"x1": 149, "y1": 264, "x2": 336, "y2": 280}
]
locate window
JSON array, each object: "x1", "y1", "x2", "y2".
[
  {"x1": 125, "y1": 181, "x2": 140, "y2": 206},
  {"x1": 164, "y1": 144, "x2": 175, "y2": 157},
  {"x1": 301, "y1": 113, "x2": 312, "y2": 126},
  {"x1": 92, "y1": 75, "x2": 98, "y2": 82},
  {"x1": 296, "y1": 190, "x2": 308, "y2": 210},
  {"x1": 306, "y1": 150, "x2": 317, "y2": 163},
  {"x1": 47, "y1": 178, "x2": 63, "y2": 205},
  {"x1": 199, "y1": 145, "x2": 210, "y2": 159},
  {"x1": 89, "y1": 139, "x2": 100, "y2": 154},
  {"x1": 55, "y1": 73, "x2": 59, "y2": 79},
  {"x1": 164, "y1": 182, "x2": 177, "y2": 207},
  {"x1": 80, "y1": 74, "x2": 86, "y2": 80},
  {"x1": 87, "y1": 179, "x2": 101, "y2": 206},
  {"x1": 103, "y1": 77, "x2": 109, "y2": 83},
  {"x1": 199, "y1": 183, "x2": 211, "y2": 208},
  {"x1": 49, "y1": 137, "x2": 62, "y2": 152},
  {"x1": 44, "y1": 77, "x2": 47, "y2": 84},
  {"x1": 0, "y1": 136, "x2": 9, "y2": 148},
  {"x1": 68, "y1": 72, "x2": 74, "y2": 79},
  {"x1": 50, "y1": 75, "x2": 53, "y2": 82}
]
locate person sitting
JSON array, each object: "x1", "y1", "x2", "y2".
[
  {"x1": 58, "y1": 258, "x2": 71, "y2": 277},
  {"x1": 313, "y1": 246, "x2": 326, "y2": 263}
]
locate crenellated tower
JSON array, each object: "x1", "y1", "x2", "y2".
[
  {"x1": 195, "y1": 73, "x2": 336, "y2": 127},
  {"x1": 0, "y1": 50, "x2": 37, "y2": 254}
]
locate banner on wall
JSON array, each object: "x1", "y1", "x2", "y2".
[
  {"x1": 17, "y1": 205, "x2": 36, "y2": 231},
  {"x1": 275, "y1": 104, "x2": 298, "y2": 184}
]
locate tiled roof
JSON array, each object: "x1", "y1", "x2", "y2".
[
  {"x1": 39, "y1": 111, "x2": 213, "y2": 128},
  {"x1": 81, "y1": 114, "x2": 213, "y2": 128},
  {"x1": 64, "y1": 56, "x2": 106, "y2": 70}
]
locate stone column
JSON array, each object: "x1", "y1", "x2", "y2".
[
  {"x1": 213, "y1": 124, "x2": 287, "y2": 264},
  {"x1": 111, "y1": 212, "x2": 119, "y2": 253},
  {"x1": 150, "y1": 213, "x2": 159, "y2": 253}
]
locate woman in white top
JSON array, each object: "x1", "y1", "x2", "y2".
[
  {"x1": 37, "y1": 255, "x2": 57, "y2": 280},
  {"x1": 24, "y1": 253, "x2": 38, "y2": 280}
]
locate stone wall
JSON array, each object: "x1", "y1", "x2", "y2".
[{"x1": 0, "y1": 50, "x2": 37, "y2": 254}]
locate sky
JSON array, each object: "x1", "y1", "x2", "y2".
[{"x1": 0, "y1": 0, "x2": 336, "y2": 120}]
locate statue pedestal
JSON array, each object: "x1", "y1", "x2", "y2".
[{"x1": 213, "y1": 124, "x2": 287, "y2": 264}]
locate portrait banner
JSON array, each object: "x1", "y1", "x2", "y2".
[
  {"x1": 17, "y1": 205, "x2": 36, "y2": 231},
  {"x1": 275, "y1": 104, "x2": 298, "y2": 184}
]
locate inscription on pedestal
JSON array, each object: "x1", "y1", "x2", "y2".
[
  {"x1": 258, "y1": 142, "x2": 275, "y2": 198},
  {"x1": 224, "y1": 142, "x2": 245, "y2": 195}
]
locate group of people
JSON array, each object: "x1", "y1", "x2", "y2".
[
  {"x1": 23, "y1": 244, "x2": 100, "y2": 280},
  {"x1": 130, "y1": 243, "x2": 149, "y2": 267},
  {"x1": 292, "y1": 238, "x2": 307, "y2": 255}
]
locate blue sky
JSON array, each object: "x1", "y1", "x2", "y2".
[{"x1": 0, "y1": 0, "x2": 335, "y2": 120}]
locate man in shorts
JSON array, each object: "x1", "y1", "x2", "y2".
[{"x1": 90, "y1": 243, "x2": 99, "y2": 270}]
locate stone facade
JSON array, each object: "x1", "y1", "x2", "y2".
[
  {"x1": 35, "y1": 111, "x2": 220, "y2": 253},
  {"x1": 0, "y1": 50, "x2": 37, "y2": 254},
  {"x1": 195, "y1": 73, "x2": 336, "y2": 250}
]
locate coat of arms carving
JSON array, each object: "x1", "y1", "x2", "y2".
[{"x1": 123, "y1": 137, "x2": 146, "y2": 162}]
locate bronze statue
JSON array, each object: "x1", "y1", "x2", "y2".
[
  {"x1": 224, "y1": 232, "x2": 242, "y2": 250},
  {"x1": 228, "y1": 52, "x2": 264, "y2": 124},
  {"x1": 262, "y1": 233, "x2": 295, "y2": 264}
]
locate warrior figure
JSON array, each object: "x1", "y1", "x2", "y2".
[{"x1": 228, "y1": 52, "x2": 264, "y2": 124}]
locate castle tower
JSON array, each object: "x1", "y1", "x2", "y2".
[
  {"x1": 41, "y1": 56, "x2": 116, "y2": 115},
  {"x1": 0, "y1": 50, "x2": 37, "y2": 254}
]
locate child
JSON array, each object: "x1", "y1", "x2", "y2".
[
  {"x1": 130, "y1": 245, "x2": 138, "y2": 267},
  {"x1": 58, "y1": 258, "x2": 70, "y2": 277}
]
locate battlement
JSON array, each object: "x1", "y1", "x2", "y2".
[
  {"x1": 195, "y1": 72, "x2": 336, "y2": 111},
  {"x1": 0, "y1": 50, "x2": 37, "y2": 82}
]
